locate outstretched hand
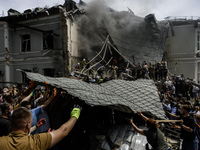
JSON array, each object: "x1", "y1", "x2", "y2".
[
  {"x1": 126, "y1": 118, "x2": 133, "y2": 124},
  {"x1": 180, "y1": 120, "x2": 183, "y2": 125},
  {"x1": 70, "y1": 104, "x2": 82, "y2": 120},
  {"x1": 51, "y1": 88, "x2": 60, "y2": 99},
  {"x1": 44, "y1": 81, "x2": 50, "y2": 90},
  {"x1": 36, "y1": 118, "x2": 46, "y2": 128},
  {"x1": 30, "y1": 80, "x2": 36, "y2": 88},
  {"x1": 137, "y1": 111, "x2": 142, "y2": 116},
  {"x1": 48, "y1": 128, "x2": 55, "y2": 132}
]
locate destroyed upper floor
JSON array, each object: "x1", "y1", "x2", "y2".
[{"x1": 0, "y1": 0, "x2": 171, "y2": 64}]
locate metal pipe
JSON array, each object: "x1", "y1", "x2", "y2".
[
  {"x1": 83, "y1": 42, "x2": 108, "y2": 74},
  {"x1": 108, "y1": 41, "x2": 135, "y2": 67},
  {"x1": 80, "y1": 36, "x2": 109, "y2": 73}
]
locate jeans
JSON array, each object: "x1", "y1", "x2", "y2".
[
  {"x1": 182, "y1": 139, "x2": 195, "y2": 150},
  {"x1": 194, "y1": 136, "x2": 198, "y2": 150}
]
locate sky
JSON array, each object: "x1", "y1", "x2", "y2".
[{"x1": 0, "y1": 0, "x2": 200, "y2": 20}]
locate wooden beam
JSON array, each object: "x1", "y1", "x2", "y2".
[{"x1": 156, "y1": 120, "x2": 182, "y2": 123}]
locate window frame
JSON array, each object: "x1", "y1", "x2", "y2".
[
  {"x1": 21, "y1": 34, "x2": 31, "y2": 52},
  {"x1": 43, "y1": 31, "x2": 54, "y2": 50}
]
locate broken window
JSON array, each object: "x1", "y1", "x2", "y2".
[
  {"x1": 43, "y1": 68, "x2": 54, "y2": 77},
  {"x1": 43, "y1": 31, "x2": 53, "y2": 50},
  {"x1": 21, "y1": 34, "x2": 31, "y2": 52},
  {"x1": 197, "y1": 31, "x2": 200, "y2": 51}
]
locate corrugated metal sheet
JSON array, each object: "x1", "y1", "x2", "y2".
[
  {"x1": 101, "y1": 124, "x2": 148, "y2": 150},
  {"x1": 24, "y1": 71, "x2": 165, "y2": 119}
]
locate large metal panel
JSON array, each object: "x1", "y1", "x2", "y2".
[{"x1": 24, "y1": 71, "x2": 165, "y2": 119}]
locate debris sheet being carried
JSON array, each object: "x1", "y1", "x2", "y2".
[{"x1": 24, "y1": 71, "x2": 165, "y2": 119}]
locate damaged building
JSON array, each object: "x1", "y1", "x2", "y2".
[
  {"x1": 166, "y1": 16, "x2": 200, "y2": 82},
  {"x1": 0, "y1": 0, "x2": 170, "y2": 85},
  {"x1": 0, "y1": 0, "x2": 182, "y2": 150},
  {"x1": 0, "y1": 6, "x2": 62, "y2": 83}
]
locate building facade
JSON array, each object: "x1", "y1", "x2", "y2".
[
  {"x1": 167, "y1": 17, "x2": 200, "y2": 82},
  {"x1": 0, "y1": 6, "x2": 80, "y2": 86}
]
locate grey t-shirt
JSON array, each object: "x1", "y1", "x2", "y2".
[{"x1": 143, "y1": 128, "x2": 169, "y2": 150}]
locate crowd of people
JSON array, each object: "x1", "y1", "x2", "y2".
[
  {"x1": 0, "y1": 81, "x2": 82, "y2": 150},
  {"x1": 1, "y1": 58, "x2": 200, "y2": 149},
  {"x1": 156, "y1": 73, "x2": 200, "y2": 150},
  {"x1": 72, "y1": 59, "x2": 168, "y2": 84}
]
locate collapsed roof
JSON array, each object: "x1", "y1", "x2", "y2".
[
  {"x1": 0, "y1": 1, "x2": 170, "y2": 65},
  {"x1": 75, "y1": 1, "x2": 170, "y2": 64},
  {"x1": 103, "y1": 13, "x2": 170, "y2": 64},
  {"x1": 23, "y1": 71, "x2": 166, "y2": 119}
]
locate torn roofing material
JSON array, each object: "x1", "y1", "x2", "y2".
[
  {"x1": 101, "y1": 124, "x2": 148, "y2": 150},
  {"x1": 103, "y1": 12, "x2": 169, "y2": 64},
  {"x1": 24, "y1": 71, "x2": 165, "y2": 119}
]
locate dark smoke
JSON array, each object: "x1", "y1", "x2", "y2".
[{"x1": 74, "y1": 0, "x2": 169, "y2": 64}]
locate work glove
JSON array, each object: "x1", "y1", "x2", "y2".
[
  {"x1": 70, "y1": 104, "x2": 82, "y2": 120},
  {"x1": 30, "y1": 90, "x2": 35, "y2": 96},
  {"x1": 36, "y1": 118, "x2": 46, "y2": 128}
]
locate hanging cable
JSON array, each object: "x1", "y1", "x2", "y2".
[
  {"x1": 83, "y1": 42, "x2": 108, "y2": 74},
  {"x1": 107, "y1": 41, "x2": 135, "y2": 67},
  {"x1": 80, "y1": 35, "x2": 109, "y2": 74}
]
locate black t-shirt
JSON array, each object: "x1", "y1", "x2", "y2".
[
  {"x1": 143, "y1": 128, "x2": 169, "y2": 150},
  {"x1": 0, "y1": 117, "x2": 11, "y2": 136},
  {"x1": 181, "y1": 116, "x2": 195, "y2": 140}
]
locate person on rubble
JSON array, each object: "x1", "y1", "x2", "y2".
[
  {"x1": 127, "y1": 111, "x2": 171, "y2": 150},
  {"x1": 80, "y1": 58, "x2": 87, "y2": 69},
  {"x1": 155, "y1": 62, "x2": 160, "y2": 81},
  {"x1": 149, "y1": 64, "x2": 155, "y2": 80},
  {"x1": 0, "y1": 104, "x2": 82, "y2": 150},
  {"x1": 75, "y1": 63, "x2": 81, "y2": 71},
  {"x1": 136, "y1": 63, "x2": 142, "y2": 79}
]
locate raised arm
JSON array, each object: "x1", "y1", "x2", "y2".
[
  {"x1": 30, "y1": 118, "x2": 46, "y2": 134},
  {"x1": 15, "y1": 84, "x2": 22, "y2": 97},
  {"x1": 166, "y1": 111, "x2": 180, "y2": 119},
  {"x1": 39, "y1": 81, "x2": 50, "y2": 105},
  {"x1": 127, "y1": 118, "x2": 145, "y2": 136},
  {"x1": 14, "y1": 92, "x2": 33, "y2": 109},
  {"x1": 21, "y1": 81, "x2": 36, "y2": 98},
  {"x1": 180, "y1": 120, "x2": 193, "y2": 132},
  {"x1": 49, "y1": 105, "x2": 82, "y2": 148},
  {"x1": 41, "y1": 88, "x2": 59, "y2": 110},
  {"x1": 137, "y1": 111, "x2": 148, "y2": 121}
]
